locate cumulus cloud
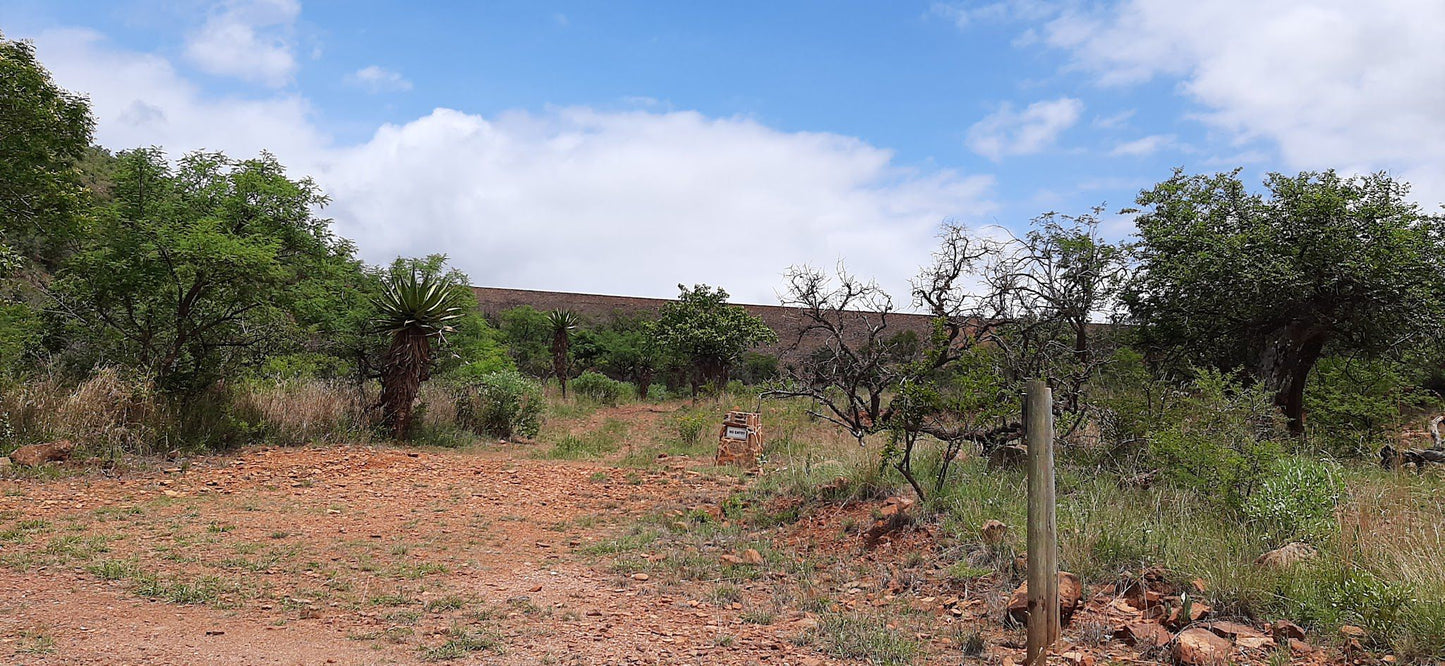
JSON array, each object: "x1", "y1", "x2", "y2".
[
  {"x1": 315, "y1": 109, "x2": 996, "y2": 303},
  {"x1": 29, "y1": 29, "x2": 996, "y2": 304},
  {"x1": 1038, "y1": 0, "x2": 1445, "y2": 206},
  {"x1": 1110, "y1": 134, "x2": 1173, "y2": 157},
  {"x1": 966, "y1": 97, "x2": 1083, "y2": 160},
  {"x1": 34, "y1": 28, "x2": 325, "y2": 159},
  {"x1": 185, "y1": 0, "x2": 300, "y2": 87},
  {"x1": 346, "y1": 66, "x2": 412, "y2": 93}
]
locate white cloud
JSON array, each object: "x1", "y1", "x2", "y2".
[
  {"x1": 1038, "y1": 0, "x2": 1445, "y2": 207},
  {"x1": 30, "y1": 28, "x2": 996, "y2": 305},
  {"x1": 346, "y1": 66, "x2": 412, "y2": 93},
  {"x1": 184, "y1": 0, "x2": 300, "y2": 87},
  {"x1": 34, "y1": 28, "x2": 326, "y2": 159},
  {"x1": 316, "y1": 109, "x2": 997, "y2": 303},
  {"x1": 1110, "y1": 134, "x2": 1173, "y2": 157},
  {"x1": 966, "y1": 97, "x2": 1083, "y2": 160}
]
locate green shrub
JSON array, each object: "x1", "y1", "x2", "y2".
[
  {"x1": 1146, "y1": 369, "x2": 1283, "y2": 509},
  {"x1": 671, "y1": 409, "x2": 714, "y2": 446},
  {"x1": 1305, "y1": 356, "x2": 1417, "y2": 455},
  {"x1": 571, "y1": 371, "x2": 629, "y2": 406},
  {"x1": 1243, "y1": 457, "x2": 1344, "y2": 545},
  {"x1": 454, "y1": 370, "x2": 544, "y2": 439}
]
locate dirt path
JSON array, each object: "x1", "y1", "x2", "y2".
[{"x1": 0, "y1": 442, "x2": 830, "y2": 665}]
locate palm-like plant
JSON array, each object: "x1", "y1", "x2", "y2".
[
  {"x1": 547, "y1": 309, "x2": 581, "y2": 397},
  {"x1": 374, "y1": 268, "x2": 466, "y2": 438}
]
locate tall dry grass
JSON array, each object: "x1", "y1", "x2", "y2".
[{"x1": 232, "y1": 378, "x2": 374, "y2": 445}]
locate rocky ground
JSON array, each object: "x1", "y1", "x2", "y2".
[{"x1": 0, "y1": 408, "x2": 1353, "y2": 665}]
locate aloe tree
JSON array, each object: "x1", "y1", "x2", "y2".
[
  {"x1": 547, "y1": 309, "x2": 581, "y2": 397},
  {"x1": 374, "y1": 268, "x2": 465, "y2": 438}
]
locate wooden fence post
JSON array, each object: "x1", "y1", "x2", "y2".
[{"x1": 1025, "y1": 379, "x2": 1059, "y2": 665}]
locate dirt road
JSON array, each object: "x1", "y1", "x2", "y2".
[{"x1": 0, "y1": 444, "x2": 827, "y2": 665}]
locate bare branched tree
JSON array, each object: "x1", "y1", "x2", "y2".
[{"x1": 771, "y1": 211, "x2": 1129, "y2": 500}]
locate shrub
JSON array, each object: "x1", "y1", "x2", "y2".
[
  {"x1": 1146, "y1": 369, "x2": 1283, "y2": 510},
  {"x1": 571, "y1": 371, "x2": 629, "y2": 406},
  {"x1": 1305, "y1": 356, "x2": 1416, "y2": 455},
  {"x1": 671, "y1": 409, "x2": 714, "y2": 446},
  {"x1": 454, "y1": 370, "x2": 544, "y2": 439},
  {"x1": 1243, "y1": 456, "x2": 1345, "y2": 545}
]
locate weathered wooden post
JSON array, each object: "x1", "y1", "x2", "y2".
[{"x1": 1024, "y1": 379, "x2": 1059, "y2": 665}]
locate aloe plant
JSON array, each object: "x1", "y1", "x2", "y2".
[
  {"x1": 547, "y1": 309, "x2": 581, "y2": 398},
  {"x1": 374, "y1": 268, "x2": 465, "y2": 438}
]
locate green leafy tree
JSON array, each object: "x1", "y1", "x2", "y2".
[
  {"x1": 1124, "y1": 169, "x2": 1445, "y2": 435},
  {"x1": 651, "y1": 284, "x2": 776, "y2": 396},
  {"x1": 498, "y1": 305, "x2": 552, "y2": 377},
  {"x1": 572, "y1": 314, "x2": 663, "y2": 399},
  {"x1": 0, "y1": 33, "x2": 94, "y2": 268},
  {"x1": 373, "y1": 263, "x2": 468, "y2": 438},
  {"x1": 52, "y1": 148, "x2": 358, "y2": 392},
  {"x1": 547, "y1": 309, "x2": 581, "y2": 397}
]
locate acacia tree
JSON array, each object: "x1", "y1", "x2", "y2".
[
  {"x1": 53, "y1": 149, "x2": 357, "y2": 392},
  {"x1": 651, "y1": 284, "x2": 776, "y2": 396},
  {"x1": 0, "y1": 33, "x2": 94, "y2": 269},
  {"x1": 1123, "y1": 170, "x2": 1445, "y2": 436},
  {"x1": 777, "y1": 215, "x2": 1128, "y2": 499},
  {"x1": 547, "y1": 309, "x2": 580, "y2": 397}
]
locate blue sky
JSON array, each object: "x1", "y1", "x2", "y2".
[{"x1": 3, "y1": 1, "x2": 1441, "y2": 303}]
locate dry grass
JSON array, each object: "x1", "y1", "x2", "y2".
[
  {"x1": 234, "y1": 378, "x2": 372, "y2": 445},
  {"x1": 1339, "y1": 470, "x2": 1445, "y2": 600}
]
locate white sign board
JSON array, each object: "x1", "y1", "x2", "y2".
[{"x1": 725, "y1": 426, "x2": 749, "y2": 441}]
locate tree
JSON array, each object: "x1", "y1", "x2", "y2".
[
  {"x1": 652, "y1": 284, "x2": 776, "y2": 396},
  {"x1": 547, "y1": 309, "x2": 581, "y2": 397},
  {"x1": 0, "y1": 33, "x2": 94, "y2": 268},
  {"x1": 52, "y1": 148, "x2": 358, "y2": 392},
  {"x1": 498, "y1": 306, "x2": 552, "y2": 377},
  {"x1": 373, "y1": 265, "x2": 467, "y2": 438},
  {"x1": 572, "y1": 314, "x2": 663, "y2": 399},
  {"x1": 1123, "y1": 169, "x2": 1445, "y2": 435},
  {"x1": 775, "y1": 215, "x2": 1128, "y2": 499}
]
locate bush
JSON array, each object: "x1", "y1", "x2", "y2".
[
  {"x1": 571, "y1": 371, "x2": 629, "y2": 406},
  {"x1": 1305, "y1": 356, "x2": 1417, "y2": 455},
  {"x1": 1146, "y1": 369, "x2": 1283, "y2": 510},
  {"x1": 454, "y1": 370, "x2": 544, "y2": 439},
  {"x1": 671, "y1": 409, "x2": 714, "y2": 446},
  {"x1": 1243, "y1": 456, "x2": 1344, "y2": 545}
]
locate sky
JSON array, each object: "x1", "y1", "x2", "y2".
[{"x1": 2, "y1": 0, "x2": 1442, "y2": 305}]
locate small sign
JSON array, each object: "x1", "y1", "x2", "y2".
[{"x1": 725, "y1": 425, "x2": 749, "y2": 441}]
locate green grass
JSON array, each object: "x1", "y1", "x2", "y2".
[
  {"x1": 418, "y1": 625, "x2": 503, "y2": 661},
  {"x1": 817, "y1": 612, "x2": 920, "y2": 665},
  {"x1": 542, "y1": 419, "x2": 628, "y2": 459}
]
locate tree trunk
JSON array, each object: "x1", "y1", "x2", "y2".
[
  {"x1": 379, "y1": 328, "x2": 430, "y2": 440},
  {"x1": 1256, "y1": 323, "x2": 1329, "y2": 437},
  {"x1": 552, "y1": 332, "x2": 569, "y2": 398}
]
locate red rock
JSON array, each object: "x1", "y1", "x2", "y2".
[
  {"x1": 11, "y1": 440, "x2": 75, "y2": 467},
  {"x1": 1270, "y1": 619, "x2": 1306, "y2": 641},
  {"x1": 1206, "y1": 620, "x2": 1265, "y2": 640},
  {"x1": 1006, "y1": 571, "x2": 1083, "y2": 626},
  {"x1": 1173, "y1": 627, "x2": 1234, "y2": 666},
  {"x1": 1116, "y1": 621, "x2": 1173, "y2": 647},
  {"x1": 981, "y1": 519, "x2": 1008, "y2": 545}
]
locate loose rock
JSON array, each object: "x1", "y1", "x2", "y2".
[
  {"x1": 1117, "y1": 621, "x2": 1173, "y2": 647},
  {"x1": 980, "y1": 519, "x2": 1008, "y2": 545},
  {"x1": 1254, "y1": 542, "x2": 1318, "y2": 568},
  {"x1": 1173, "y1": 627, "x2": 1234, "y2": 666},
  {"x1": 1006, "y1": 571, "x2": 1083, "y2": 626},
  {"x1": 11, "y1": 440, "x2": 75, "y2": 467}
]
